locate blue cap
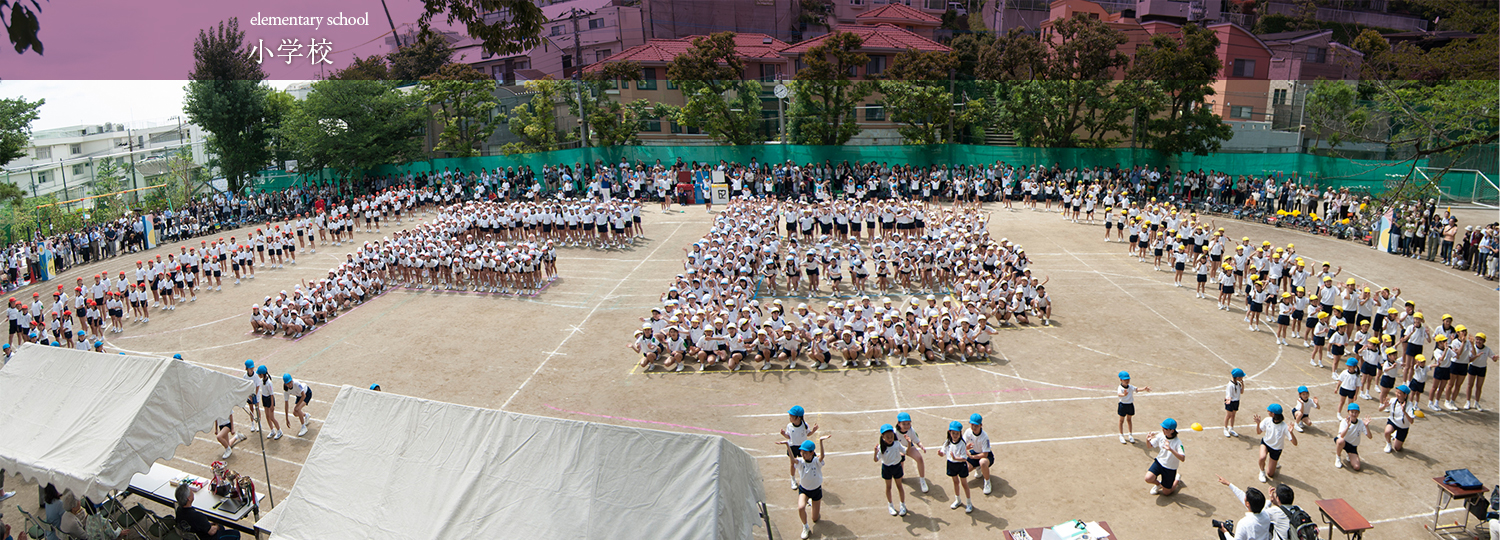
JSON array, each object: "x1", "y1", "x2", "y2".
[
  {"x1": 948, "y1": 420, "x2": 963, "y2": 431},
  {"x1": 2, "y1": 344, "x2": 9, "y2": 349},
  {"x1": 282, "y1": 373, "x2": 292, "y2": 384},
  {"x1": 788, "y1": 405, "x2": 805, "y2": 417},
  {"x1": 1231, "y1": 368, "x2": 1245, "y2": 378},
  {"x1": 880, "y1": 423, "x2": 894, "y2": 434},
  {"x1": 1297, "y1": 385, "x2": 1308, "y2": 394},
  {"x1": 27, "y1": 332, "x2": 36, "y2": 338},
  {"x1": 1119, "y1": 371, "x2": 1130, "y2": 380},
  {"x1": 1161, "y1": 418, "x2": 1177, "y2": 430},
  {"x1": 118, "y1": 352, "x2": 125, "y2": 355},
  {"x1": 799, "y1": 440, "x2": 816, "y2": 452},
  {"x1": 94, "y1": 341, "x2": 103, "y2": 347},
  {"x1": 896, "y1": 412, "x2": 911, "y2": 423},
  {"x1": 969, "y1": 413, "x2": 982, "y2": 425},
  {"x1": 245, "y1": 359, "x2": 255, "y2": 368},
  {"x1": 256, "y1": 365, "x2": 268, "y2": 375},
  {"x1": 50, "y1": 342, "x2": 59, "y2": 347},
  {"x1": 172, "y1": 354, "x2": 182, "y2": 360},
  {"x1": 1347, "y1": 403, "x2": 1360, "y2": 412},
  {"x1": 1347, "y1": 358, "x2": 1358, "y2": 367},
  {"x1": 1267, "y1": 403, "x2": 1283, "y2": 414},
  {"x1": 370, "y1": 384, "x2": 381, "y2": 390},
  {"x1": 1396, "y1": 384, "x2": 1410, "y2": 394}
]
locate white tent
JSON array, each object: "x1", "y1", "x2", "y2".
[
  {"x1": 260, "y1": 386, "x2": 766, "y2": 540},
  {"x1": 0, "y1": 344, "x2": 254, "y2": 498}
]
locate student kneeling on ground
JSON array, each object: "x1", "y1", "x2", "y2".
[{"x1": 175, "y1": 483, "x2": 239, "y2": 540}]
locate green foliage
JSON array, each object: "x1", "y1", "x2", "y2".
[
  {"x1": 418, "y1": 0, "x2": 544, "y2": 56},
  {"x1": 879, "y1": 49, "x2": 977, "y2": 145},
  {"x1": 329, "y1": 55, "x2": 393, "y2": 80},
  {"x1": 0, "y1": 181, "x2": 23, "y2": 206},
  {"x1": 88, "y1": 159, "x2": 127, "y2": 222},
  {"x1": 798, "y1": 0, "x2": 834, "y2": 34},
  {"x1": 184, "y1": 18, "x2": 272, "y2": 195},
  {"x1": 263, "y1": 90, "x2": 297, "y2": 166},
  {"x1": 0, "y1": 96, "x2": 42, "y2": 167},
  {"x1": 501, "y1": 78, "x2": 568, "y2": 155},
  {"x1": 278, "y1": 80, "x2": 427, "y2": 178},
  {"x1": 986, "y1": 18, "x2": 1134, "y2": 148},
  {"x1": 2, "y1": 0, "x2": 44, "y2": 55},
  {"x1": 947, "y1": 33, "x2": 995, "y2": 81},
  {"x1": 975, "y1": 29, "x2": 1046, "y2": 81},
  {"x1": 665, "y1": 33, "x2": 765, "y2": 145},
  {"x1": 420, "y1": 63, "x2": 502, "y2": 157},
  {"x1": 788, "y1": 31, "x2": 873, "y2": 146},
  {"x1": 1127, "y1": 23, "x2": 1233, "y2": 155},
  {"x1": 141, "y1": 149, "x2": 199, "y2": 213},
  {"x1": 576, "y1": 61, "x2": 653, "y2": 147},
  {"x1": 390, "y1": 31, "x2": 455, "y2": 81}
]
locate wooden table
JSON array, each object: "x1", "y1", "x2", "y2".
[
  {"x1": 1004, "y1": 521, "x2": 1116, "y2": 539},
  {"x1": 126, "y1": 463, "x2": 264, "y2": 534},
  {"x1": 1315, "y1": 498, "x2": 1372, "y2": 539},
  {"x1": 1428, "y1": 477, "x2": 1487, "y2": 539}
]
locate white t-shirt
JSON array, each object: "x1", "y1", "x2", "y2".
[
  {"x1": 1118, "y1": 384, "x2": 1138, "y2": 404},
  {"x1": 878, "y1": 439, "x2": 906, "y2": 466},
  {"x1": 1339, "y1": 416, "x2": 1367, "y2": 442},
  {"x1": 796, "y1": 456, "x2": 824, "y2": 490},
  {"x1": 1226, "y1": 381, "x2": 1243, "y2": 402},
  {"x1": 1151, "y1": 433, "x2": 1184, "y2": 469},
  {"x1": 962, "y1": 428, "x2": 991, "y2": 454},
  {"x1": 1387, "y1": 398, "x2": 1415, "y2": 429},
  {"x1": 1259, "y1": 418, "x2": 1291, "y2": 450},
  {"x1": 785, "y1": 421, "x2": 811, "y2": 447}
]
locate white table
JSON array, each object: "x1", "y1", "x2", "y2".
[{"x1": 127, "y1": 462, "x2": 264, "y2": 532}]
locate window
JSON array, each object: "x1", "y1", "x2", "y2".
[
  {"x1": 36, "y1": 171, "x2": 47, "y2": 183},
  {"x1": 866, "y1": 56, "x2": 886, "y2": 76},
  {"x1": 1230, "y1": 105, "x2": 1254, "y2": 119},
  {"x1": 562, "y1": 55, "x2": 573, "y2": 69},
  {"x1": 72, "y1": 164, "x2": 84, "y2": 176},
  {"x1": 514, "y1": 59, "x2": 530, "y2": 70},
  {"x1": 760, "y1": 63, "x2": 778, "y2": 82},
  {"x1": 640, "y1": 119, "x2": 661, "y2": 132},
  {"x1": 865, "y1": 103, "x2": 886, "y2": 121},
  {"x1": 35, "y1": 146, "x2": 50, "y2": 159},
  {"x1": 924, "y1": 0, "x2": 944, "y2": 8},
  {"x1": 1304, "y1": 46, "x2": 1327, "y2": 64},
  {"x1": 850, "y1": 0, "x2": 865, "y2": 5},
  {"x1": 595, "y1": 49, "x2": 612, "y2": 62},
  {"x1": 1272, "y1": 89, "x2": 1287, "y2": 106},
  {"x1": 588, "y1": 18, "x2": 604, "y2": 29},
  {"x1": 667, "y1": 80, "x2": 678, "y2": 89},
  {"x1": 638, "y1": 68, "x2": 657, "y2": 90},
  {"x1": 846, "y1": 65, "x2": 858, "y2": 77},
  {"x1": 70, "y1": 143, "x2": 82, "y2": 155},
  {"x1": 670, "y1": 122, "x2": 701, "y2": 135},
  {"x1": 551, "y1": 25, "x2": 564, "y2": 36},
  {"x1": 1232, "y1": 59, "x2": 1255, "y2": 77}
]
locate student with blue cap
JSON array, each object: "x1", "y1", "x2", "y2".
[
  {"x1": 1116, "y1": 371, "x2": 1151, "y2": 444},
  {"x1": 874, "y1": 424, "x2": 908, "y2": 517},
  {"x1": 1335, "y1": 357, "x2": 1360, "y2": 413},
  {"x1": 282, "y1": 373, "x2": 313, "y2": 438},
  {"x1": 1254, "y1": 403, "x2": 1296, "y2": 483},
  {"x1": 1145, "y1": 418, "x2": 1185, "y2": 496},
  {"x1": 777, "y1": 406, "x2": 818, "y2": 491},
  {"x1": 1380, "y1": 384, "x2": 1415, "y2": 453},
  {"x1": 369, "y1": 384, "x2": 382, "y2": 391},
  {"x1": 963, "y1": 413, "x2": 994, "y2": 496},
  {"x1": 1333, "y1": 403, "x2": 1371, "y2": 470},
  {"x1": 894, "y1": 412, "x2": 928, "y2": 493},
  {"x1": 1223, "y1": 368, "x2": 1246, "y2": 438},
  {"x1": 255, "y1": 364, "x2": 283, "y2": 440},
  {"x1": 794, "y1": 434, "x2": 831, "y2": 539},
  {"x1": 938, "y1": 421, "x2": 974, "y2": 513},
  {"x1": 243, "y1": 360, "x2": 263, "y2": 432},
  {"x1": 1290, "y1": 385, "x2": 1318, "y2": 433}
]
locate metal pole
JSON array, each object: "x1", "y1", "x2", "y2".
[
  {"x1": 947, "y1": 68, "x2": 956, "y2": 143},
  {"x1": 58, "y1": 159, "x2": 69, "y2": 210},
  {"x1": 379, "y1": 0, "x2": 403, "y2": 48},
  {"x1": 1295, "y1": 82, "x2": 1308, "y2": 153},
  {"x1": 571, "y1": 9, "x2": 590, "y2": 148},
  {"x1": 778, "y1": 92, "x2": 786, "y2": 144}
]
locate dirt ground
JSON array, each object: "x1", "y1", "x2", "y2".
[{"x1": 4, "y1": 202, "x2": 1496, "y2": 539}]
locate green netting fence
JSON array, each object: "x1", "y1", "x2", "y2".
[{"x1": 259, "y1": 144, "x2": 1491, "y2": 199}]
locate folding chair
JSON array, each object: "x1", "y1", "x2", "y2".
[
  {"x1": 120, "y1": 503, "x2": 153, "y2": 530},
  {"x1": 14, "y1": 506, "x2": 60, "y2": 540}
]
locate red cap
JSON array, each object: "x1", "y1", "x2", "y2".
[{"x1": 32, "y1": 292, "x2": 39, "y2": 297}]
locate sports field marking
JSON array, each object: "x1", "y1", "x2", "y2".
[
  {"x1": 542, "y1": 404, "x2": 759, "y2": 437},
  {"x1": 501, "y1": 222, "x2": 688, "y2": 410},
  {"x1": 112, "y1": 313, "x2": 242, "y2": 339},
  {"x1": 286, "y1": 293, "x2": 420, "y2": 372},
  {"x1": 193, "y1": 435, "x2": 307, "y2": 468}
]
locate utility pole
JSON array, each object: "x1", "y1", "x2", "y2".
[
  {"x1": 570, "y1": 8, "x2": 590, "y2": 148},
  {"x1": 58, "y1": 158, "x2": 69, "y2": 210},
  {"x1": 947, "y1": 68, "x2": 956, "y2": 143},
  {"x1": 380, "y1": 0, "x2": 403, "y2": 48}
]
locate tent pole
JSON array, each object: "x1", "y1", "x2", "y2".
[
  {"x1": 760, "y1": 501, "x2": 772, "y2": 540},
  {"x1": 254, "y1": 410, "x2": 274, "y2": 535}
]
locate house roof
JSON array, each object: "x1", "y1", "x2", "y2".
[
  {"x1": 540, "y1": 0, "x2": 618, "y2": 21},
  {"x1": 856, "y1": 3, "x2": 941, "y2": 24},
  {"x1": 1257, "y1": 29, "x2": 1332, "y2": 44},
  {"x1": 586, "y1": 33, "x2": 791, "y2": 71},
  {"x1": 780, "y1": 24, "x2": 950, "y2": 55}
]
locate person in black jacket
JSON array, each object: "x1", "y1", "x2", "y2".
[{"x1": 174, "y1": 483, "x2": 239, "y2": 539}]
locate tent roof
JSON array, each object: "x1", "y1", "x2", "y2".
[
  {"x1": 0, "y1": 345, "x2": 254, "y2": 498},
  {"x1": 260, "y1": 387, "x2": 765, "y2": 540}
]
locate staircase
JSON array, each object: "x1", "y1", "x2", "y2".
[{"x1": 984, "y1": 127, "x2": 1017, "y2": 146}]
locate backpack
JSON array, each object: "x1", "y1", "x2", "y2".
[{"x1": 1279, "y1": 505, "x2": 1318, "y2": 540}]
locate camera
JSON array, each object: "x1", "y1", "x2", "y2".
[{"x1": 1211, "y1": 519, "x2": 1235, "y2": 533}]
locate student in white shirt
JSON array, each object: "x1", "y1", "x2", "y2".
[
  {"x1": 894, "y1": 412, "x2": 928, "y2": 493},
  {"x1": 215, "y1": 411, "x2": 245, "y2": 459},
  {"x1": 282, "y1": 373, "x2": 313, "y2": 438},
  {"x1": 255, "y1": 365, "x2": 283, "y2": 440},
  {"x1": 1380, "y1": 384, "x2": 1416, "y2": 453},
  {"x1": 962, "y1": 413, "x2": 994, "y2": 496},
  {"x1": 874, "y1": 424, "x2": 908, "y2": 517},
  {"x1": 937, "y1": 421, "x2": 974, "y2": 513},
  {"x1": 1215, "y1": 476, "x2": 1292, "y2": 540},
  {"x1": 794, "y1": 435, "x2": 830, "y2": 540},
  {"x1": 1145, "y1": 418, "x2": 1185, "y2": 496},
  {"x1": 777, "y1": 406, "x2": 818, "y2": 491},
  {"x1": 1117, "y1": 371, "x2": 1151, "y2": 444},
  {"x1": 1224, "y1": 368, "x2": 1245, "y2": 437},
  {"x1": 1462, "y1": 332, "x2": 1493, "y2": 411},
  {"x1": 1290, "y1": 385, "x2": 1319, "y2": 432},
  {"x1": 1333, "y1": 403, "x2": 1372, "y2": 470},
  {"x1": 1254, "y1": 403, "x2": 1297, "y2": 483}
]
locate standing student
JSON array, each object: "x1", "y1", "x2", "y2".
[
  {"x1": 1254, "y1": 403, "x2": 1297, "y2": 483},
  {"x1": 963, "y1": 413, "x2": 994, "y2": 496},
  {"x1": 894, "y1": 412, "x2": 928, "y2": 493},
  {"x1": 1462, "y1": 332, "x2": 1492, "y2": 411},
  {"x1": 1407, "y1": 354, "x2": 1431, "y2": 412},
  {"x1": 1380, "y1": 384, "x2": 1415, "y2": 453},
  {"x1": 282, "y1": 373, "x2": 313, "y2": 437},
  {"x1": 1333, "y1": 403, "x2": 1372, "y2": 470},
  {"x1": 1428, "y1": 334, "x2": 1452, "y2": 411},
  {"x1": 1117, "y1": 371, "x2": 1151, "y2": 444},
  {"x1": 938, "y1": 421, "x2": 974, "y2": 513},
  {"x1": 1145, "y1": 418, "x2": 1186, "y2": 496},
  {"x1": 255, "y1": 365, "x2": 282, "y2": 440},
  {"x1": 1335, "y1": 358, "x2": 1360, "y2": 413},
  {"x1": 777, "y1": 406, "x2": 818, "y2": 490},
  {"x1": 1290, "y1": 385, "x2": 1319, "y2": 432},
  {"x1": 795, "y1": 436, "x2": 831, "y2": 540},
  {"x1": 1224, "y1": 368, "x2": 1245, "y2": 437},
  {"x1": 242, "y1": 360, "x2": 262, "y2": 432},
  {"x1": 874, "y1": 424, "x2": 909, "y2": 517}
]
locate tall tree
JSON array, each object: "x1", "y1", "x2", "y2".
[
  {"x1": 88, "y1": 158, "x2": 126, "y2": 222},
  {"x1": 0, "y1": 96, "x2": 43, "y2": 166},
  {"x1": 278, "y1": 80, "x2": 426, "y2": 179},
  {"x1": 988, "y1": 17, "x2": 1135, "y2": 148},
  {"x1": 419, "y1": 63, "x2": 502, "y2": 157},
  {"x1": 183, "y1": 18, "x2": 273, "y2": 194},
  {"x1": 788, "y1": 31, "x2": 873, "y2": 146},
  {"x1": 329, "y1": 55, "x2": 392, "y2": 80},
  {"x1": 390, "y1": 30, "x2": 455, "y2": 81},
  {"x1": 579, "y1": 61, "x2": 656, "y2": 147},
  {"x1": 1126, "y1": 23, "x2": 1232, "y2": 155},
  {"x1": 418, "y1": 0, "x2": 544, "y2": 56},
  {"x1": 879, "y1": 49, "x2": 981, "y2": 144},
  {"x1": 664, "y1": 33, "x2": 763, "y2": 145},
  {"x1": 500, "y1": 78, "x2": 568, "y2": 155}
]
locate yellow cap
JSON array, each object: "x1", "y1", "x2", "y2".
[
  {"x1": 1435, "y1": 334, "x2": 1448, "y2": 342},
  {"x1": 1317, "y1": 312, "x2": 1329, "y2": 318},
  {"x1": 1369, "y1": 337, "x2": 1380, "y2": 343},
  {"x1": 1363, "y1": 287, "x2": 1370, "y2": 293},
  {"x1": 1309, "y1": 294, "x2": 1319, "y2": 300},
  {"x1": 1414, "y1": 312, "x2": 1424, "y2": 319},
  {"x1": 1322, "y1": 261, "x2": 1331, "y2": 266},
  {"x1": 1415, "y1": 354, "x2": 1426, "y2": 363},
  {"x1": 1346, "y1": 278, "x2": 1356, "y2": 285},
  {"x1": 1477, "y1": 332, "x2": 1487, "y2": 340},
  {"x1": 1218, "y1": 227, "x2": 1225, "y2": 232},
  {"x1": 1296, "y1": 286, "x2": 1305, "y2": 292},
  {"x1": 1262, "y1": 241, "x2": 1271, "y2": 246},
  {"x1": 1287, "y1": 243, "x2": 1294, "y2": 248},
  {"x1": 1384, "y1": 347, "x2": 1397, "y2": 355},
  {"x1": 1323, "y1": 276, "x2": 1333, "y2": 281},
  {"x1": 1297, "y1": 260, "x2": 1305, "y2": 266},
  {"x1": 1336, "y1": 320, "x2": 1348, "y2": 327},
  {"x1": 1387, "y1": 308, "x2": 1399, "y2": 314},
  {"x1": 1441, "y1": 313, "x2": 1453, "y2": 320},
  {"x1": 1281, "y1": 292, "x2": 1292, "y2": 298},
  {"x1": 1332, "y1": 306, "x2": 1342, "y2": 313},
  {"x1": 1242, "y1": 237, "x2": 1250, "y2": 241},
  {"x1": 1382, "y1": 335, "x2": 1393, "y2": 342},
  {"x1": 1456, "y1": 325, "x2": 1467, "y2": 332}
]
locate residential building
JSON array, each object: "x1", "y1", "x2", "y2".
[
  {"x1": 461, "y1": 0, "x2": 646, "y2": 83},
  {"x1": 780, "y1": 23, "x2": 952, "y2": 143},
  {"x1": 1262, "y1": 0, "x2": 1429, "y2": 32},
  {"x1": 1, "y1": 121, "x2": 204, "y2": 206},
  {"x1": 640, "y1": 0, "x2": 800, "y2": 43},
  {"x1": 1259, "y1": 30, "x2": 1363, "y2": 132},
  {"x1": 826, "y1": 1, "x2": 947, "y2": 40}
]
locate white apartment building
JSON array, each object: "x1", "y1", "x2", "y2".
[{"x1": 1, "y1": 119, "x2": 207, "y2": 208}]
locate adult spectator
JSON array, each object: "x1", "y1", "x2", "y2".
[
  {"x1": 175, "y1": 483, "x2": 239, "y2": 540},
  {"x1": 1212, "y1": 482, "x2": 1271, "y2": 540}
]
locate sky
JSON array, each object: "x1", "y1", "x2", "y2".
[{"x1": 0, "y1": 80, "x2": 309, "y2": 132}]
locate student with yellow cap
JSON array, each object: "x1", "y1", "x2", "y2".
[
  {"x1": 1444, "y1": 325, "x2": 1470, "y2": 410},
  {"x1": 1461, "y1": 332, "x2": 1492, "y2": 411}
]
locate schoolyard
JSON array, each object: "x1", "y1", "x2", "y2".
[{"x1": 5, "y1": 202, "x2": 1496, "y2": 539}]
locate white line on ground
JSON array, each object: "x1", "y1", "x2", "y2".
[{"x1": 112, "y1": 313, "x2": 243, "y2": 339}]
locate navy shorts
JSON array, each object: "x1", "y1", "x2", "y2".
[
  {"x1": 1379, "y1": 375, "x2": 1395, "y2": 389},
  {"x1": 1261, "y1": 441, "x2": 1283, "y2": 461},
  {"x1": 1469, "y1": 365, "x2": 1487, "y2": 378},
  {"x1": 1338, "y1": 387, "x2": 1356, "y2": 398},
  {"x1": 1148, "y1": 461, "x2": 1177, "y2": 488},
  {"x1": 1314, "y1": 336, "x2": 1326, "y2": 347},
  {"x1": 1277, "y1": 315, "x2": 1291, "y2": 326},
  {"x1": 1451, "y1": 363, "x2": 1470, "y2": 377},
  {"x1": 1408, "y1": 379, "x2": 1425, "y2": 394},
  {"x1": 1386, "y1": 420, "x2": 1408, "y2": 441},
  {"x1": 881, "y1": 461, "x2": 905, "y2": 480},
  {"x1": 1341, "y1": 441, "x2": 1359, "y2": 455},
  {"x1": 798, "y1": 486, "x2": 823, "y2": 501},
  {"x1": 966, "y1": 451, "x2": 993, "y2": 469},
  {"x1": 1361, "y1": 362, "x2": 1378, "y2": 376},
  {"x1": 1433, "y1": 366, "x2": 1450, "y2": 380},
  {"x1": 294, "y1": 388, "x2": 313, "y2": 405},
  {"x1": 260, "y1": 395, "x2": 275, "y2": 408},
  {"x1": 1405, "y1": 343, "x2": 1423, "y2": 357},
  {"x1": 1225, "y1": 400, "x2": 1240, "y2": 412},
  {"x1": 1118, "y1": 403, "x2": 1136, "y2": 417},
  {"x1": 945, "y1": 460, "x2": 969, "y2": 477}
]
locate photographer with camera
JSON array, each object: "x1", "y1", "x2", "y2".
[{"x1": 1210, "y1": 478, "x2": 1271, "y2": 540}]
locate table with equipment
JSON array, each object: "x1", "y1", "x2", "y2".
[
  {"x1": 1427, "y1": 476, "x2": 1488, "y2": 539},
  {"x1": 126, "y1": 462, "x2": 263, "y2": 533},
  {"x1": 1004, "y1": 520, "x2": 1116, "y2": 540}
]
